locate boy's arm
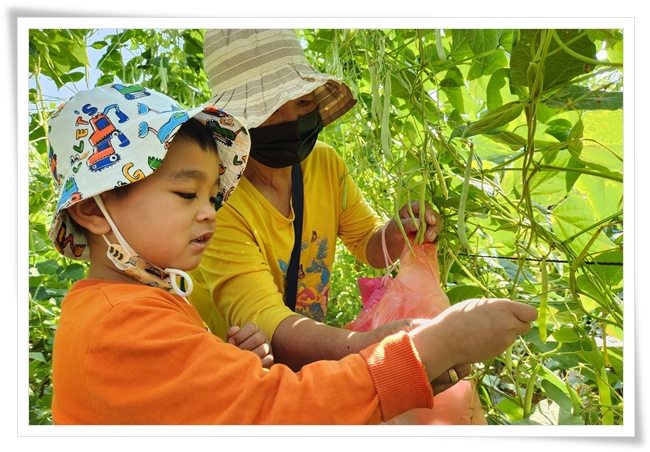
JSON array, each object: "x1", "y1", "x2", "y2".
[{"x1": 85, "y1": 295, "x2": 432, "y2": 424}]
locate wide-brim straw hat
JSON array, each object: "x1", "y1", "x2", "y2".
[
  {"x1": 47, "y1": 83, "x2": 250, "y2": 261},
  {"x1": 203, "y1": 29, "x2": 357, "y2": 129}
]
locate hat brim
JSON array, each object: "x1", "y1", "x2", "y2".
[{"x1": 206, "y1": 62, "x2": 356, "y2": 129}]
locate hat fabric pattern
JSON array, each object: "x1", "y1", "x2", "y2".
[
  {"x1": 203, "y1": 29, "x2": 357, "y2": 129},
  {"x1": 47, "y1": 83, "x2": 250, "y2": 261}
]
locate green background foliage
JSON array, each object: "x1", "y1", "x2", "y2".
[{"x1": 28, "y1": 28, "x2": 624, "y2": 425}]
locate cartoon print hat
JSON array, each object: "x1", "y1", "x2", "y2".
[
  {"x1": 47, "y1": 83, "x2": 250, "y2": 261},
  {"x1": 203, "y1": 29, "x2": 358, "y2": 129}
]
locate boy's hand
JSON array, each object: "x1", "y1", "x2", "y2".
[
  {"x1": 409, "y1": 298, "x2": 538, "y2": 383},
  {"x1": 227, "y1": 323, "x2": 274, "y2": 369}
]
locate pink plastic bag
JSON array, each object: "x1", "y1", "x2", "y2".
[{"x1": 345, "y1": 238, "x2": 487, "y2": 425}]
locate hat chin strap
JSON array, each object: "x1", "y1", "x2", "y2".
[{"x1": 93, "y1": 195, "x2": 193, "y2": 297}]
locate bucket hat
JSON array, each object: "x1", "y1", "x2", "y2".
[
  {"x1": 47, "y1": 83, "x2": 250, "y2": 261},
  {"x1": 203, "y1": 29, "x2": 357, "y2": 129}
]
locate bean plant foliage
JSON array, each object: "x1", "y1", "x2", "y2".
[{"x1": 28, "y1": 28, "x2": 624, "y2": 426}]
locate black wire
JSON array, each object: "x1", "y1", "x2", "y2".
[{"x1": 458, "y1": 253, "x2": 623, "y2": 266}]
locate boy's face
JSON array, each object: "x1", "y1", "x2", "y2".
[{"x1": 101, "y1": 135, "x2": 220, "y2": 272}]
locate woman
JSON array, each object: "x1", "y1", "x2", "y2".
[{"x1": 188, "y1": 29, "x2": 441, "y2": 370}]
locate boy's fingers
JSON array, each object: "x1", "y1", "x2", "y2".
[
  {"x1": 228, "y1": 323, "x2": 259, "y2": 344},
  {"x1": 252, "y1": 343, "x2": 271, "y2": 357},
  {"x1": 260, "y1": 354, "x2": 274, "y2": 369},
  {"x1": 238, "y1": 332, "x2": 268, "y2": 351},
  {"x1": 226, "y1": 325, "x2": 241, "y2": 344},
  {"x1": 511, "y1": 303, "x2": 539, "y2": 323},
  {"x1": 236, "y1": 327, "x2": 267, "y2": 350},
  {"x1": 239, "y1": 322, "x2": 260, "y2": 336}
]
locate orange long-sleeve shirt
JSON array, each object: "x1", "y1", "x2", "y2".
[{"x1": 51, "y1": 280, "x2": 434, "y2": 424}]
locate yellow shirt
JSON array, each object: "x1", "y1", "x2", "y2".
[{"x1": 188, "y1": 141, "x2": 383, "y2": 340}]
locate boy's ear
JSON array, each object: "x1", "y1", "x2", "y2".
[{"x1": 66, "y1": 197, "x2": 111, "y2": 236}]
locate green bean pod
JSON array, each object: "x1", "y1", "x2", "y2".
[
  {"x1": 415, "y1": 178, "x2": 427, "y2": 244},
  {"x1": 524, "y1": 362, "x2": 541, "y2": 418},
  {"x1": 380, "y1": 70, "x2": 393, "y2": 162},
  {"x1": 538, "y1": 257, "x2": 548, "y2": 343},
  {"x1": 565, "y1": 378, "x2": 582, "y2": 415},
  {"x1": 457, "y1": 144, "x2": 473, "y2": 250}
]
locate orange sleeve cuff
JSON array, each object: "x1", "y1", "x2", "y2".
[{"x1": 359, "y1": 331, "x2": 434, "y2": 422}]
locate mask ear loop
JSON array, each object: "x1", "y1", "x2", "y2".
[
  {"x1": 94, "y1": 196, "x2": 137, "y2": 257},
  {"x1": 93, "y1": 195, "x2": 194, "y2": 298},
  {"x1": 167, "y1": 269, "x2": 193, "y2": 298}
]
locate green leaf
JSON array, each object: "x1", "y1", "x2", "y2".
[
  {"x1": 567, "y1": 118, "x2": 584, "y2": 157},
  {"x1": 574, "y1": 174, "x2": 622, "y2": 222},
  {"x1": 551, "y1": 195, "x2": 617, "y2": 255},
  {"x1": 483, "y1": 50, "x2": 509, "y2": 76},
  {"x1": 59, "y1": 71, "x2": 85, "y2": 84},
  {"x1": 576, "y1": 274, "x2": 608, "y2": 307},
  {"x1": 604, "y1": 37, "x2": 623, "y2": 64},
  {"x1": 589, "y1": 251, "x2": 624, "y2": 287},
  {"x1": 439, "y1": 67, "x2": 465, "y2": 114},
  {"x1": 473, "y1": 133, "x2": 525, "y2": 162},
  {"x1": 35, "y1": 259, "x2": 61, "y2": 276},
  {"x1": 510, "y1": 29, "x2": 597, "y2": 93},
  {"x1": 544, "y1": 85, "x2": 623, "y2": 111},
  {"x1": 29, "y1": 352, "x2": 46, "y2": 363},
  {"x1": 541, "y1": 379, "x2": 573, "y2": 412},
  {"x1": 32, "y1": 287, "x2": 69, "y2": 302},
  {"x1": 538, "y1": 364, "x2": 570, "y2": 392},
  {"x1": 543, "y1": 118, "x2": 573, "y2": 143},
  {"x1": 496, "y1": 258, "x2": 537, "y2": 283},
  {"x1": 445, "y1": 285, "x2": 484, "y2": 304},
  {"x1": 564, "y1": 156, "x2": 586, "y2": 192},
  {"x1": 578, "y1": 110, "x2": 623, "y2": 174},
  {"x1": 390, "y1": 70, "x2": 413, "y2": 100},
  {"x1": 548, "y1": 326, "x2": 580, "y2": 343},
  {"x1": 512, "y1": 399, "x2": 584, "y2": 425},
  {"x1": 484, "y1": 130, "x2": 527, "y2": 151},
  {"x1": 486, "y1": 68, "x2": 510, "y2": 112},
  {"x1": 606, "y1": 347, "x2": 623, "y2": 378},
  {"x1": 543, "y1": 30, "x2": 597, "y2": 92},
  {"x1": 451, "y1": 101, "x2": 523, "y2": 140},
  {"x1": 495, "y1": 395, "x2": 524, "y2": 421},
  {"x1": 576, "y1": 350, "x2": 605, "y2": 370},
  {"x1": 449, "y1": 29, "x2": 474, "y2": 61},
  {"x1": 59, "y1": 263, "x2": 86, "y2": 281},
  {"x1": 90, "y1": 40, "x2": 108, "y2": 50},
  {"x1": 465, "y1": 29, "x2": 500, "y2": 80},
  {"x1": 528, "y1": 147, "x2": 573, "y2": 206}
]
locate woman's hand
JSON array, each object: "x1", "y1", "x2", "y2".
[
  {"x1": 383, "y1": 201, "x2": 442, "y2": 263},
  {"x1": 429, "y1": 364, "x2": 472, "y2": 395}
]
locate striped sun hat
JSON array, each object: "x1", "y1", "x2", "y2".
[{"x1": 203, "y1": 29, "x2": 357, "y2": 129}]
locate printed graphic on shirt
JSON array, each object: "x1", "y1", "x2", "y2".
[
  {"x1": 298, "y1": 232, "x2": 331, "y2": 322},
  {"x1": 278, "y1": 230, "x2": 331, "y2": 322}
]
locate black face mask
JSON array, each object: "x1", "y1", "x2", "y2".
[{"x1": 249, "y1": 107, "x2": 323, "y2": 168}]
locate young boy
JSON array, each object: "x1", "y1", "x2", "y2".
[{"x1": 47, "y1": 84, "x2": 537, "y2": 424}]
